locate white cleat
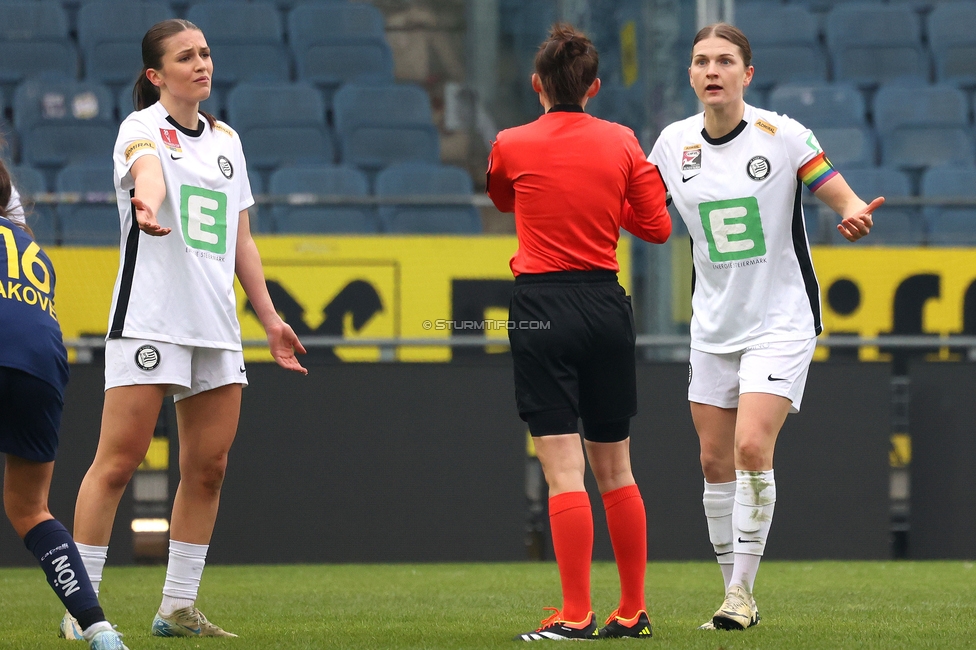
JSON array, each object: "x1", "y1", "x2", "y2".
[
  {"x1": 712, "y1": 584, "x2": 760, "y2": 630},
  {"x1": 59, "y1": 612, "x2": 85, "y2": 640},
  {"x1": 151, "y1": 607, "x2": 237, "y2": 637}
]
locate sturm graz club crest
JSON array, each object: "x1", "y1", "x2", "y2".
[
  {"x1": 135, "y1": 345, "x2": 160, "y2": 371},
  {"x1": 217, "y1": 155, "x2": 233, "y2": 179},
  {"x1": 746, "y1": 155, "x2": 771, "y2": 181}
]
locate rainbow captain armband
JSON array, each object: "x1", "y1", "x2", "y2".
[{"x1": 798, "y1": 151, "x2": 838, "y2": 192}]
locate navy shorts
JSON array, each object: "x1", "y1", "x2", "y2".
[
  {"x1": 509, "y1": 270, "x2": 637, "y2": 443},
  {"x1": 0, "y1": 366, "x2": 63, "y2": 463}
]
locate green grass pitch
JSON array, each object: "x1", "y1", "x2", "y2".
[{"x1": 0, "y1": 561, "x2": 974, "y2": 648}]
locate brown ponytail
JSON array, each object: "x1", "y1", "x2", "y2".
[
  {"x1": 534, "y1": 23, "x2": 599, "y2": 106},
  {"x1": 0, "y1": 158, "x2": 36, "y2": 238},
  {"x1": 131, "y1": 18, "x2": 217, "y2": 129}
]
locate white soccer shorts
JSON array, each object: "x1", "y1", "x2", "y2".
[
  {"x1": 105, "y1": 338, "x2": 248, "y2": 401},
  {"x1": 688, "y1": 338, "x2": 817, "y2": 413}
]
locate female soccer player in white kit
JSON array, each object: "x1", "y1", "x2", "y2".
[
  {"x1": 648, "y1": 23, "x2": 883, "y2": 630},
  {"x1": 61, "y1": 19, "x2": 307, "y2": 639}
]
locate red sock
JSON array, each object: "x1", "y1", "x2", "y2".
[
  {"x1": 602, "y1": 484, "x2": 647, "y2": 619},
  {"x1": 548, "y1": 491, "x2": 593, "y2": 622}
]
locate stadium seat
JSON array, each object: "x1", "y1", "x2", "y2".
[
  {"x1": 332, "y1": 82, "x2": 439, "y2": 171},
  {"x1": 0, "y1": 117, "x2": 18, "y2": 164},
  {"x1": 502, "y1": 0, "x2": 557, "y2": 117},
  {"x1": 813, "y1": 126, "x2": 877, "y2": 170},
  {"x1": 186, "y1": 2, "x2": 290, "y2": 88},
  {"x1": 825, "y1": 4, "x2": 928, "y2": 88},
  {"x1": 14, "y1": 78, "x2": 116, "y2": 168},
  {"x1": 9, "y1": 164, "x2": 56, "y2": 245},
  {"x1": 77, "y1": 1, "x2": 173, "y2": 87},
  {"x1": 833, "y1": 168, "x2": 922, "y2": 245},
  {"x1": 0, "y1": 1, "x2": 78, "y2": 85},
  {"x1": 928, "y1": 4, "x2": 976, "y2": 87},
  {"x1": 921, "y1": 166, "x2": 976, "y2": 246},
  {"x1": 288, "y1": 3, "x2": 394, "y2": 92},
  {"x1": 226, "y1": 82, "x2": 334, "y2": 170},
  {"x1": 768, "y1": 83, "x2": 866, "y2": 128},
  {"x1": 269, "y1": 165, "x2": 378, "y2": 234},
  {"x1": 873, "y1": 84, "x2": 974, "y2": 170},
  {"x1": 375, "y1": 162, "x2": 480, "y2": 234},
  {"x1": 735, "y1": 4, "x2": 827, "y2": 91},
  {"x1": 55, "y1": 161, "x2": 119, "y2": 246}
]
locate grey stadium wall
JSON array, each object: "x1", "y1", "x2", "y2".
[{"x1": 0, "y1": 360, "x2": 894, "y2": 566}]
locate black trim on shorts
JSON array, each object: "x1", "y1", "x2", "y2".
[
  {"x1": 514, "y1": 269, "x2": 618, "y2": 286},
  {"x1": 109, "y1": 189, "x2": 140, "y2": 339},
  {"x1": 791, "y1": 183, "x2": 823, "y2": 335}
]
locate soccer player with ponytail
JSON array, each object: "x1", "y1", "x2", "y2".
[
  {"x1": 648, "y1": 23, "x2": 882, "y2": 630},
  {"x1": 0, "y1": 157, "x2": 128, "y2": 649},
  {"x1": 61, "y1": 19, "x2": 307, "y2": 640},
  {"x1": 488, "y1": 23, "x2": 670, "y2": 641}
]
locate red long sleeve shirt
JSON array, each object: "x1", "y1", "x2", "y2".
[{"x1": 486, "y1": 106, "x2": 671, "y2": 276}]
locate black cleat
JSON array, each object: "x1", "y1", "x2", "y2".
[
  {"x1": 598, "y1": 609, "x2": 653, "y2": 638},
  {"x1": 514, "y1": 608, "x2": 598, "y2": 641}
]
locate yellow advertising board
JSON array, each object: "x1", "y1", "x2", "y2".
[
  {"x1": 46, "y1": 236, "x2": 633, "y2": 363},
  {"x1": 672, "y1": 239, "x2": 976, "y2": 361}
]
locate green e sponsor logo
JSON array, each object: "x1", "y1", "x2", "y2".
[
  {"x1": 698, "y1": 197, "x2": 767, "y2": 262},
  {"x1": 180, "y1": 185, "x2": 227, "y2": 254}
]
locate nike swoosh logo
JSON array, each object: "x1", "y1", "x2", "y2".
[
  {"x1": 767, "y1": 374, "x2": 787, "y2": 381},
  {"x1": 682, "y1": 174, "x2": 699, "y2": 183},
  {"x1": 715, "y1": 551, "x2": 733, "y2": 556},
  {"x1": 738, "y1": 537, "x2": 761, "y2": 543},
  {"x1": 239, "y1": 365, "x2": 246, "y2": 373},
  {"x1": 171, "y1": 154, "x2": 182, "y2": 160}
]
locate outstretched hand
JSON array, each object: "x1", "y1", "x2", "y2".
[
  {"x1": 131, "y1": 197, "x2": 171, "y2": 236},
  {"x1": 267, "y1": 320, "x2": 308, "y2": 375},
  {"x1": 837, "y1": 196, "x2": 884, "y2": 242}
]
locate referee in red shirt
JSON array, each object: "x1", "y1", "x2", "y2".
[{"x1": 488, "y1": 24, "x2": 671, "y2": 642}]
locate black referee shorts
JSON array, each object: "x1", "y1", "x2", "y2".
[
  {"x1": 0, "y1": 366, "x2": 63, "y2": 463},
  {"x1": 509, "y1": 270, "x2": 637, "y2": 443}
]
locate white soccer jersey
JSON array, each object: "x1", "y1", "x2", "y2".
[
  {"x1": 649, "y1": 104, "x2": 832, "y2": 353},
  {"x1": 109, "y1": 102, "x2": 254, "y2": 350}
]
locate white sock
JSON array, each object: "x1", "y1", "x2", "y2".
[
  {"x1": 76, "y1": 543, "x2": 108, "y2": 597},
  {"x1": 81, "y1": 621, "x2": 113, "y2": 641},
  {"x1": 702, "y1": 480, "x2": 736, "y2": 590},
  {"x1": 160, "y1": 540, "x2": 208, "y2": 615},
  {"x1": 731, "y1": 469, "x2": 776, "y2": 593}
]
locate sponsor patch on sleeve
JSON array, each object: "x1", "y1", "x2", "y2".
[
  {"x1": 754, "y1": 119, "x2": 777, "y2": 136},
  {"x1": 215, "y1": 123, "x2": 234, "y2": 138},
  {"x1": 124, "y1": 139, "x2": 156, "y2": 162}
]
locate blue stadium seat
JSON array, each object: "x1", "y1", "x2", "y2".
[
  {"x1": 825, "y1": 4, "x2": 928, "y2": 88},
  {"x1": 186, "y1": 2, "x2": 290, "y2": 88},
  {"x1": 227, "y1": 82, "x2": 333, "y2": 170},
  {"x1": 502, "y1": 0, "x2": 557, "y2": 117},
  {"x1": 9, "y1": 164, "x2": 56, "y2": 245},
  {"x1": 55, "y1": 161, "x2": 119, "y2": 246},
  {"x1": 269, "y1": 165, "x2": 378, "y2": 234},
  {"x1": 834, "y1": 168, "x2": 922, "y2": 245},
  {"x1": 77, "y1": 1, "x2": 173, "y2": 87},
  {"x1": 0, "y1": 1, "x2": 78, "y2": 85},
  {"x1": 288, "y1": 3, "x2": 394, "y2": 92},
  {"x1": 928, "y1": 4, "x2": 976, "y2": 87},
  {"x1": 332, "y1": 83, "x2": 439, "y2": 171},
  {"x1": 117, "y1": 85, "x2": 222, "y2": 122},
  {"x1": 0, "y1": 117, "x2": 18, "y2": 164},
  {"x1": 873, "y1": 84, "x2": 974, "y2": 170},
  {"x1": 768, "y1": 83, "x2": 866, "y2": 128},
  {"x1": 813, "y1": 126, "x2": 877, "y2": 170},
  {"x1": 921, "y1": 166, "x2": 976, "y2": 246},
  {"x1": 735, "y1": 4, "x2": 826, "y2": 91},
  {"x1": 14, "y1": 78, "x2": 116, "y2": 168},
  {"x1": 375, "y1": 162, "x2": 480, "y2": 234}
]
